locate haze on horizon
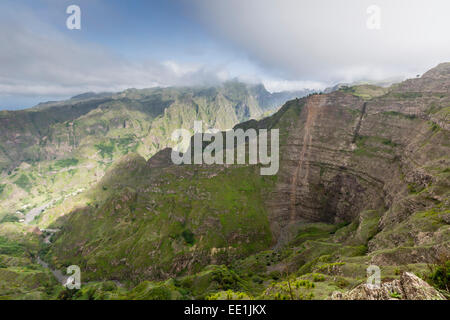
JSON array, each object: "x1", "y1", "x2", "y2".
[{"x1": 1, "y1": 0, "x2": 449, "y2": 110}]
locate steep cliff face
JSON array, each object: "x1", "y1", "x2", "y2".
[
  {"x1": 267, "y1": 93, "x2": 377, "y2": 245},
  {"x1": 267, "y1": 64, "x2": 449, "y2": 258}
]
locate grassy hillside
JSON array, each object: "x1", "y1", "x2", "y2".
[
  {"x1": 0, "y1": 65, "x2": 448, "y2": 300},
  {"x1": 0, "y1": 82, "x2": 306, "y2": 224}
]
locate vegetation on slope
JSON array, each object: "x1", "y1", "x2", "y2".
[{"x1": 0, "y1": 65, "x2": 449, "y2": 300}]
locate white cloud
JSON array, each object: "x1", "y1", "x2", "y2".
[
  {"x1": 2, "y1": 0, "x2": 449, "y2": 109},
  {"x1": 0, "y1": 21, "x2": 222, "y2": 97},
  {"x1": 0, "y1": 3, "x2": 230, "y2": 107},
  {"x1": 190, "y1": 0, "x2": 450, "y2": 83},
  {"x1": 262, "y1": 80, "x2": 326, "y2": 93}
]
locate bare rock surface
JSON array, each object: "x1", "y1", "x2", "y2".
[{"x1": 331, "y1": 272, "x2": 446, "y2": 300}]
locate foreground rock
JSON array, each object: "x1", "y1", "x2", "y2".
[{"x1": 331, "y1": 272, "x2": 446, "y2": 300}]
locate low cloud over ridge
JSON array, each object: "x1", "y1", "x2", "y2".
[{"x1": 190, "y1": 0, "x2": 450, "y2": 83}]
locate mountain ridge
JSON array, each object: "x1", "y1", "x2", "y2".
[
  {"x1": 28, "y1": 63, "x2": 449, "y2": 299},
  {"x1": 0, "y1": 63, "x2": 448, "y2": 300},
  {"x1": 0, "y1": 81, "x2": 308, "y2": 224}
]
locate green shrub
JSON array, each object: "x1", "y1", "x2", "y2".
[
  {"x1": 14, "y1": 174, "x2": 31, "y2": 191},
  {"x1": 0, "y1": 236, "x2": 23, "y2": 255},
  {"x1": 95, "y1": 143, "x2": 115, "y2": 158},
  {"x1": 181, "y1": 229, "x2": 195, "y2": 245},
  {"x1": 0, "y1": 214, "x2": 19, "y2": 223},
  {"x1": 252, "y1": 275, "x2": 263, "y2": 284},
  {"x1": 429, "y1": 122, "x2": 440, "y2": 132},
  {"x1": 58, "y1": 288, "x2": 79, "y2": 300},
  {"x1": 426, "y1": 260, "x2": 449, "y2": 293},
  {"x1": 382, "y1": 111, "x2": 417, "y2": 119},
  {"x1": 390, "y1": 291, "x2": 402, "y2": 299},
  {"x1": 312, "y1": 273, "x2": 326, "y2": 282},
  {"x1": 207, "y1": 290, "x2": 252, "y2": 300},
  {"x1": 269, "y1": 271, "x2": 281, "y2": 280},
  {"x1": 334, "y1": 277, "x2": 350, "y2": 289},
  {"x1": 101, "y1": 281, "x2": 117, "y2": 292},
  {"x1": 139, "y1": 286, "x2": 173, "y2": 300},
  {"x1": 55, "y1": 158, "x2": 79, "y2": 168}
]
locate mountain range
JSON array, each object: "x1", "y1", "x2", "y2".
[
  {"x1": 0, "y1": 64, "x2": 448, "y2": 300},
  {"x1": 0, "y1": 82, "x2": 309, "y2": 225}
]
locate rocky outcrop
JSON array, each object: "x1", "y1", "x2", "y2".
[
  {"x1": 332, "y1": 272, "x2": 446, "y2": 300},
  {"x1": 147, "y1": 148, "x2": 173, "y2": 169}
]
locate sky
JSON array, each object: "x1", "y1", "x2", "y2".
[{"x1": 1, "y1": 0, "x2": 449, "y2": 110}]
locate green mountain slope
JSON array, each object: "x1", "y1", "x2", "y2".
[
  {"x1": 0, "y1": 82, "x2": 307, "y2": 223},
  {"x1": 0, "y1": 64, "x2": 448, "y2": 300},
  {"x1": 27, "y1": 63, "x2": 449, "y2": 299}
]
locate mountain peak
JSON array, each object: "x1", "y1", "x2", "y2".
[{"x1": 422, "y1": 62, "x2": 450, "y2": 79}]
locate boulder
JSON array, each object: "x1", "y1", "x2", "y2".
[{"x1": 331, "y1": 272, "x2": 446, "y2": 300}]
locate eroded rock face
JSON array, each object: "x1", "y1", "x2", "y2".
[
  {"x1": 267, "y1": 93, "x2": 385, "y2": 246},
  {"x1": 146, "y1": 148, "x2": 173, "y2": 168},
  {"x1": 267, "y1": 63, "x2": 450, "y2": 255},
  {"x1": 331, "y1": 272, "x2": 446, "y2": 300}
]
